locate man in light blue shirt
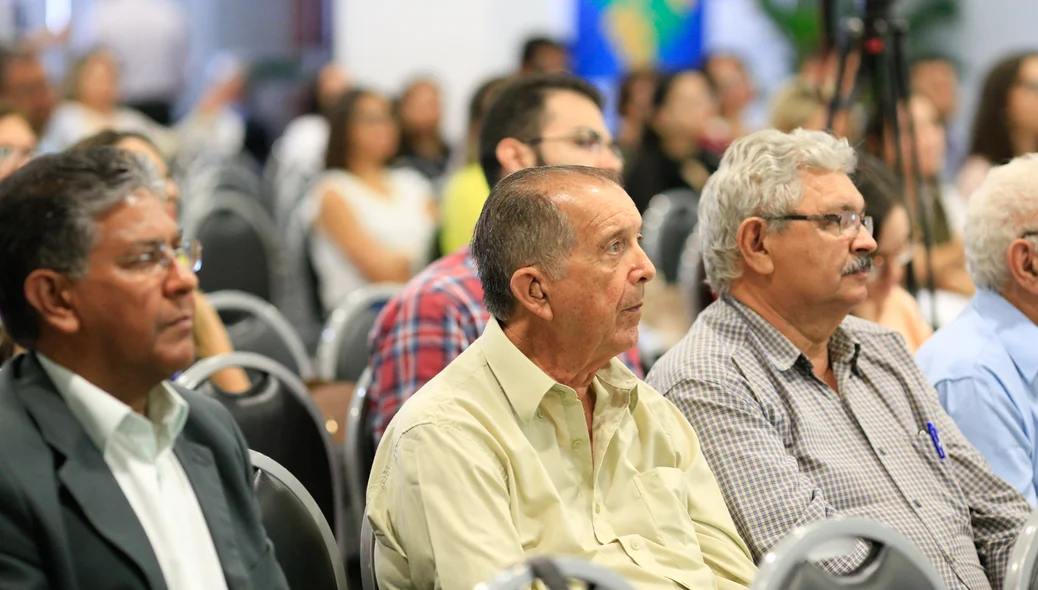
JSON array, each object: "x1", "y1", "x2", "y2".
[{"x1": 917, "y1": 154, "x2": 1038, "y2": 505}]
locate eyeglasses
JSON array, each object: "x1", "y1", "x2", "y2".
[
  {"x1": 869, "y1": 243, "x2": 916, "y2": 278},
  {"x1": 115, "y1": 239, "x2": 203, "y2": 275},
  {"x1": 523, "y1": 130, "x2": 624, "y2": 161},
  {"x1": 1022, "y1": 230, "x2": 1038, "y2": 240},
  {"x1": 762, "y1": 211, "x2": 874, "y2": 237}
]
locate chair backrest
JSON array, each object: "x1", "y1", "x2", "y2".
[
  {"x1": 183, "y1": 191, "x2": 279, "y2": 302},
  {"x1": 176, "y1": 352, "x2": 343, "y2": 544},
  {"x1": 206, "y1": 290, "x2": 315, "y2": 380},
  {"x1": 315, "y1": 283, "x2": 403, "y2": 382},
  {"x1": 1004, "y1": 508, "x2": 1038, "y2": 590},
  {"x1": 345, "y1": 368, "x2": 375, "y2": 532},
  {"x1": 274, "y1": 201, "x2": 325, "y2": 353},
  {"x1": 676, "y1": 232, "x2": 713, "y2": 321},
  {"x1": 361, "y1": 510, "x2": 379, "y2": 590},
  {"x1": 475, "y1": 556, "x2": 636, "y2": 590},
  {"x1": 750, "y1": 517, "x2": 945, "y2": 590},
  {"x1": 641, "y1": 189, "x2": 699, "y2": 284},
  {"x1": 249, "y1": 450, "x2": 347, "y2": 590}
]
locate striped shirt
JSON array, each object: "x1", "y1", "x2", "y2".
[{"x1": 647, "y1": 294, "x2": 1030, "y2": 590}]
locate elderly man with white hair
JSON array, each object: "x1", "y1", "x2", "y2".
[
  {"x1": 647, "y1": 128, "x2": 1030, "y2": 590},
  {"x1": 918, "y1": 154, "x2": 1038, "y2": 506}
]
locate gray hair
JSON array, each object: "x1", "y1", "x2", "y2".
[
  {"x1": 0, "y1": 147, "x2": 165, "y2": 346},
  {"x1": 470, "y1": 165, "x2": 622, "y2": 322},
  {"x1": 698, "y1": 128, "x2": 858, "y2": 292},
  {"x1": 964, "y1": 153, "x2": 1038, "y2": 291}
]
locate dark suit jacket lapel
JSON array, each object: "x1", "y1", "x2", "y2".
[
  {"x1": 174, "y1": 438, "x2": 248, "y2": 589},
  {"x1": 14, "y1": 354, "x2": 168, "y2": 590}
]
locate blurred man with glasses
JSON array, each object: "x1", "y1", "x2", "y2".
[
  {"x1": 647, "y1": 128, "x2": 1030, "y2": 590},
  {"x1": 367, "y1": 74, "x2": 639, "y2": 442},
  {"x1": 0, "y1": 148, "x2": 288, "y2": 590},
  {"x1": 918, "y1": 154, "x2": 1038, "y2": 507}
]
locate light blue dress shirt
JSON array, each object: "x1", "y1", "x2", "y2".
[{"x1": 917, "y1": 289, "x2": 1038, "y2": 505}]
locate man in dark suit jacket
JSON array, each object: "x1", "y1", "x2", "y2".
[{"x1": 0, "y1": 148, "x2": 289, "y2": 590}]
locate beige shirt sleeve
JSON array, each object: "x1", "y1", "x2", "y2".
[{"x1": 368, "y1": 422, "x2": 525, "y2": 590}]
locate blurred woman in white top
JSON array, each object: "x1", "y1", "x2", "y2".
[
  {"x1": 307, "y1": 88, "x2": 436, "y2": 313},
  {"x1": 41, "y1": 48, "x2": 237, "y2": 160}
]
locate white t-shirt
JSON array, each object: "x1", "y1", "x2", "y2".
[{"x1": 307, "y1": 168, "x2": 435, "y2": 311}]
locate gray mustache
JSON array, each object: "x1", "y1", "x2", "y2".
[{"x1": 843, "y1": 256, "x2": 874, "y2": 275}]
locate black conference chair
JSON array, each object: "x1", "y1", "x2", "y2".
[
  {"x1": 476, "y1": 556, "x2": 635, "y2": 590},
  {"x1": 206, "y1": 290, "x2": 315, "y2": 380},
  {"x1": 641, "y1": 188, "x2": 700, "y2": 284},
  {"x1": 184, "y1": 190, "x2": 279, "y2": 302},
  {"x1": 360, "y1": 511, "x2": 379, "y2": 590},
  {"x1": 250, "y1": 450, "x2": 347, "y2": 590},
  {"x1": 1005, "y1": 508, "x2": 1038, "y2": 590},
  {"x1": 315, "y1": 284, "x2": 403, "y2": 383},
  {"x1": 275, "y1": 202, "x2": 325, "y2": 353},
  {"x1": 749, "y1": 517, "x2": 945, "y2": 590},
  {"x1": 344, "y1": 368, "x2": 375, "y2": 538},
  {"x1": 176, "y1": 352, "x2": 344, "y2": 546}
]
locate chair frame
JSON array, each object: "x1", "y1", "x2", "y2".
[
  {"x1": 315, "y1": 283, "x2": 403, "y2": 382},
  {"x1": 181, "y1": 190, "x2": 281, "y2": 302},
  {"x1": 361, "y1": 511, "x2": 378, "y2": 590},
  {"x1": 345, "y1": 368, "x2": 373, "y2": 532},
  {"x1": 249, "y1": 450, "x2": 348, "y2": 590},
  {"x1": 1004, "y1": 508, "x2": 1038, "y2": 590},
  {"x1": 176, "y1": 352, "x2": 345, "y2": 549},
  {"x1": 750, "y1": 517, "x2": 945, "y2": 590},
  {"x1": 475, "y1": 556, "x2": 636, "y2": 590},
  {"x1": 206, "y1": 289, "x2": 316, "y2": 380}
]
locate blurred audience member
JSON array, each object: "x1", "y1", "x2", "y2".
[
  {"x1": 438, "y1": 76, "x2": 508, "y2": 254},
  {"x1": 368, "y1": 165, "x2": 757, "y2": 590},
  {"x1": 647, "y1": 128, "x2": 1030, "y2": 590},
  {"x1": 624, "y1": 70, "x2": 720, "y2": 212},
  {"x1": 616, "y1": 68, "x2": 659, "y2": 158},
  {"x1": 307, "y1": 88, "x2": 436, "y2": 313},
  {"x1": 918, "y1": 154, "x2": 1038, "y2": 506},
  {"x1": 958, "y1": 53, "x2": 1038, "y2": 199},
  {"x1": 849, "y1": 154, "x2": 931, "y2": 352},
  {"x1": 42, "y1": 49, "x2": 237, "y2": 159},
  {"x1": 0, "y1": 49, "x2": 56, "y2": 137},
  {"x1": 870, "y1": 95, "x2": 975, "y2": 305},
  {"x1": 704, "y1": 52, "x2": 759, "y2": 142},
  {"x1": 73, "y1": 0, "x2": 188, "y2": 125},
  {"x1": 911, "y1": 54, "x2": 960, "y2": 125},
  {"x1": 0, "y1": 147, "x2": 288, "y2": 590},
  {"x1": 368, "y1": 74, "x2": 637, "y2": 442},
  {"x1": 770, "y1": 79, "x2": 827, "y2": 133},
  {"x1": 0, "y1": 106, "x2": 37, "y2": 180},
  {"x1": 394, "y1": 77, "x2": 451, "y2": 183},
  {"x1": 274, "y1": 63, "x2": 349, "y2": 178},
  {"x1": 519, "y1": 36, "x2": 569, "y2": 75},
  {"x1": 71, "y1": 129, "x2": 251, "y2": 393}
]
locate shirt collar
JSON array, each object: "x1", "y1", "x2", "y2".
[
  {"x1": 974, "y1": 289, "x2": 1038, "y2": 381},
  {"x1": 723, "y1": 294, "x2": 862, "y2": 372},
  {"x1": 479, "y1": 317, "x2": 639, "y2": 423},
  {"x1": 37, "y1": 354, "x2": 190, "y2": 455}
]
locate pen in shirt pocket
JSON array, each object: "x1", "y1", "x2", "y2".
[{"x1": 926, "y1": 421, "x2": 946, "y2": 460}]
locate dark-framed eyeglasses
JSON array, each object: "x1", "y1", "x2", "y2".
[
  {"x1": 762, "y1": 211, "x2": 874, "y2": 237},
  {"x1": 522, "y1": 129, "x2": 624, "y2": 161},
  {"x1": 115, "y1": 239, "x2": 203, "y2": 275},
  {"x1": 1022, "y1": 230, "x2": 1038, "y2": 240}
]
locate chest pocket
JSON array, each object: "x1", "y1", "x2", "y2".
[{"x1": 632, "y1": 467, "x2": 701, "y2": 553}]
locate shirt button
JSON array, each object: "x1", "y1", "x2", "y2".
[
  {"x1": 536, "y1": 410, "x2": 545, "y2": 419},
  {"x1": 631, "y1": 540, "x2": 641, "y2": 550},
  {"x1": 878, "y1": 448, "x2": 887, "y2": 456},
  {"x1": 573, "y1": 439, "x2": 585, "y2": 449},
  {"x1": 914, "y1": 500, "x2": 923, "y2": 508},
  {"x1": 595, "y1": 503, "x2": 601, "y2": 514}
]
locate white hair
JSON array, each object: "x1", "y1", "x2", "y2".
[
  {"x1": 697, "y1": 128, "x2": 858, "y2": 293},
  {"x1": 964, "y1": 153, "x2": 1038, "y2": 291}
]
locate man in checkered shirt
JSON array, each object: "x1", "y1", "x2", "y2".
[
  {"x1": 647, "y1": 128, "x2": 1031, "y2": 590},
  {"x1": 367, "y1": 74, "x2": 641, "y2": 440}
]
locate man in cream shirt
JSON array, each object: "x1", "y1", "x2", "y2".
[
  {"x1": 0, "y1": 148, "x2": 287, "y2": 589},
  {"x1": 367, "y1": 165, "x2": 756, "y2": 589}
]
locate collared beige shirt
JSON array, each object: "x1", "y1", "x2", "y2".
[
  {"x1": 367, "y1": 318, "x2": 756, "y2": 590},
  {"x1": 38, "y1": 355, "x2": 229, "y2": 590}
]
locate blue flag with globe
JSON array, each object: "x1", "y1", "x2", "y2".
[{"x1": 573, "y1": 0, "x2": 706, "y2": 77}]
